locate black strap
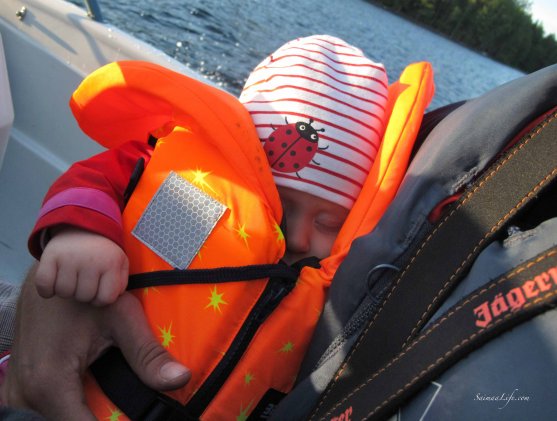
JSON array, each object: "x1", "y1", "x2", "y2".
[
  {"x1": 93, "y1": 262, "x2": 303, "y2": 420},
  {"x1": 147, "y1": 134, "x2": 158, "y2": 147},
  {"x1": 123, "y1": 158, "x2": 145, "y2": 205},
  {"x1": 309, "y1": 111, "x2": 557, "y2": 420},
  {"x1": 90, "y1": 348, "x2": 196, "y2": 421},
  {"x1": 338, "y1": 247, "x2": 557, "y2": 420},
  {"x1": 127, "y1": 263, "x2": 299, "y2": 290}
]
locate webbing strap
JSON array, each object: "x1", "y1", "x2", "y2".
[
  {"x1": 341, "y1": 248, "x2": 557, "y2": 421},
  {"x1": 93, "y1": 260, "x2": 307, "y2": 420},
  {"x1": 127, "y1": 263, "x2": 299, "y2": 290},
  {"x1": 90, "y1": 348, "x2": 195, "y2": 421},
  {"x1": 309, "y1": 111, "x2": 557, "y2": 420}
]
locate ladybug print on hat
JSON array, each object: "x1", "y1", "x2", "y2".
[{"x1": 264, "y1": 117, "x2": 326, "y2": 176}]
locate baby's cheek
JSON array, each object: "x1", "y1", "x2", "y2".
[{"x1": 312, "y1": 231, "x2": 337, "y2": 259}]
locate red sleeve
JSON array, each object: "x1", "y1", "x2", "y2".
[{"x1": 28, "y1": 140, "x2": 153, "y2": 259}]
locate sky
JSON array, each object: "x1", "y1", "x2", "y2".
[{"x1": 530, "y1": 0, "x2": 557, "y2": 37}]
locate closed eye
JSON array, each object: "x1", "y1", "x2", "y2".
[{"x1": 315, "y1": 218, "x2": 343, "y2": 234}]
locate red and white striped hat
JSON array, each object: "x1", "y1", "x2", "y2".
[{"x1": 240, "y1": 35, "x2": 389, "y2": 209}]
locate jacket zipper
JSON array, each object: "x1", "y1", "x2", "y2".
[{"x1": 184, "y1": 275, "x2": 297, "y2": 417}]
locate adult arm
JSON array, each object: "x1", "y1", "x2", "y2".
[{"x1": 0, "y1": 281, "x2": 20, "y2": 354}]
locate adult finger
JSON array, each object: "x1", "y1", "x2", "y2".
[{"x1": 107, "y1": 293, "x2": 191, "y2": 391}]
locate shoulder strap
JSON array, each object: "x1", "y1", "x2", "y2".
[
  {"x1": 323, "y1": 247, "x2": 557, "y2": 421},
  {"x1": 309, "y1": 110, "x2": 557, "y2": 420}
]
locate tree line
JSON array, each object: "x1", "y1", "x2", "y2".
[{"x1": 370, "y1": 0, "x2": 557, "y2": 73}]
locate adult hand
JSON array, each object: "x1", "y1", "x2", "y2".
[{"x1": 1, "y1": 265, "x2": 191, "y2": 420}]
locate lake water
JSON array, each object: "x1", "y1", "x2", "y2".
[{"x1": 88, "y1": 0, "x2": 524, "y2": 110}]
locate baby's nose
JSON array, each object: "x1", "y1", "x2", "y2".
[{"x1": 285, "y1": 228, "x2": 311, "y2": 254}]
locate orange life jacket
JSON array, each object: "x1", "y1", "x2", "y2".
[{"x1": 70, "y1": 60, "x2": 434, "y2": 420}]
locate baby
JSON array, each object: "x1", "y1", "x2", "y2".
[
  {"x1": 240, "y1": 35, "x2": 389, "y2": 265},
  {"x1": 30, "y1": 35, "x2": 388, "y2": 304},
  {"x1": 27, "y1": 34, "x2": 389, "y2": 420}
]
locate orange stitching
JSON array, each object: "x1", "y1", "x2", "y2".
[
  {"x1": 364, "y1": 289, "x2": 557, "y2": 419},
  {"x1": 405, "y1": 166, "x2": 557, "y2": 345},
  {"x1": 405, "y1": 113, "x2": 557, "y2": 345},
  {"x1": 318, "y1": 248, "x2": 557, "y2": 420},
  {"x1": 311, "y1": 110, "x2": 557, "y2": 420}
]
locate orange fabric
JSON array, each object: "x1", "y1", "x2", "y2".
[
  {"x1": 122, "y1": 126, "x2": 285, "y2": 406},
  {"x1": 70, "y1": 61, "x2": 280, "y2": 223},
  {"x1": 205, "y1": 62, "x2": 434, "y2": 420},
  {"x1": 321, "y1": 62, "x2": 435, "y2": 280},
  {"x1": 72, "y1": 61, "x2": 434, "y2": 420}
]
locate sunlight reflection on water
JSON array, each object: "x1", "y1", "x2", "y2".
[{"x1": 84, "y1": 0, "x2": 525, "y2": 109}]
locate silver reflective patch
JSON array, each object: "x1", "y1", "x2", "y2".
[{"x1": 132, "y1": 171, "x2": 227, "y2": 269}]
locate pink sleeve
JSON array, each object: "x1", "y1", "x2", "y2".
[
  {"x1": 38, "y1": 187, "x2": 122, "y2": 226},
  {"x1": 28, "y1": 140, "x2": 153, "y2": 258}
]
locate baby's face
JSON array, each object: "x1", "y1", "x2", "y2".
[{"x1": 278, "y1": 186, "x2": 348, "y2": 264}]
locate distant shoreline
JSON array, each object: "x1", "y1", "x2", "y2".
[
  {"x1": 366, "y1": 0, "x2": 543, "y2": 74},
  {"x1": 365, "y1": 0, "x2": 510, "y2": 67}
]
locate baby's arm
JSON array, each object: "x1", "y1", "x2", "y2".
[
  {"x1": 35, "y1": 227, "x2": 129, "y2": 306},
  {"x1": 28, "y1": 140, "x2": 154, "y2": 305}
]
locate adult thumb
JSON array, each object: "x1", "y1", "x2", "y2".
[{"x1": 107, "y1": 292, "x2": 191, "y2": 391}]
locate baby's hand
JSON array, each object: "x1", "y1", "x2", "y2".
[{"x1": 35, "y1": 227, "x2": 129, "y2": 306}]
